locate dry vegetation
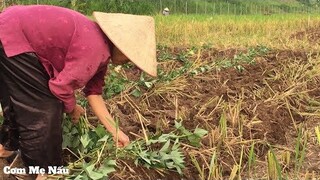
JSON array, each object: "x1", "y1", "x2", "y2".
[
  {"x1": 155, "y1": 14, "x2": 320, "y2": 51},
  {"x1": 103, "y1": 14, "x2": 320, "y2": 180},
  {"x1": 107, "y1": 47, "x2": 320, "y2": 179}
]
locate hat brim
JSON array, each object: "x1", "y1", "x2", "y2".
[{"x1": 93, "y1": 12, "x2": 158, "y2": 77}]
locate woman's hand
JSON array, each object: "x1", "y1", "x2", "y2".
[
  {"x1": 87, "y1": 95, "x2": 131, "y2": 147},
  {"x1": 110, "y1": 129, "x2": 130, "y2": 147},
  {"x1": 69, "y1": 104, "x2": 85, "y2": 123}
]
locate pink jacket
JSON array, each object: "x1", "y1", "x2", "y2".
[{"x1": 0, "y1": 5, "x2": 111, "y2": 113}]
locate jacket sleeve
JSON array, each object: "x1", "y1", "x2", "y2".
[{"x1": 83, "y1": 64, "x2": 108, "y2": 96}]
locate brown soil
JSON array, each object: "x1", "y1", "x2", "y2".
[{"x1": 106, "y1": 47, "x2": 320, "y2": 180}]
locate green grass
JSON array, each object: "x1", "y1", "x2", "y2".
[{"x1": 4, "y1": 0, "x2": 320, "y2": 15}]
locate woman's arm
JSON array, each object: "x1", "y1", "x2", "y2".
[{"x1": 87, "y1": 94, "x2": 130, "y2": 147}]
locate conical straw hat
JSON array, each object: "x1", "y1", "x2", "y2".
[{"x1": 93, "y1": 12, "x2": 157, "y2": 77}]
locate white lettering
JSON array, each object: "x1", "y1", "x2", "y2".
[
  {"x1": 28, "y1": 166, "x2": 45, "y2": 175},
  {"x1": 3, "y1": 166, "x2": 10, "y2": 174},
  {"x1": 28, "y1": 166, "x2": 40, "y2": 174},
  {"x1": 3, "y1": 166, "x2": 26, "y2": 174},
  {"x1": 39, "y1": 168, "x2": 45, "y2": 175},
  {"x1": 48, "y1": 166, "x2": 56, "y2": 174},
  {"x1": 48, "y1": 166, "x2": 69, "y2": 175},
  {"x1": 4, "y1": 166, "x2": 69, "y2": 175}
]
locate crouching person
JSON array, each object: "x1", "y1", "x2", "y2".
[{"x1": 0, "y1": 5, "x2": 157, "y2": 180}]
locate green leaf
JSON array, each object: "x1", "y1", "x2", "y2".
[
  {"x1": 180, "y1": 127, "x2": 192, "y2": 136},
  {"x1": 171, "y1": 150, "x2": 185, "y2": 166},
  {"x1": 62, "y1": 135, "x2": 71, "y2": 148},
  {"x1": 174, "y1": 121, "x2": 192, "y2": 136},
  {"x1": 97, "y1": 135, "x2": 110, "y2": 142},
  {"x1": 187, "y1": 135, "x2": 201, "y2": 147},
  {"x1": 160, "y1": 140, "x2": 170, "y2": 152},
  {"x1": 174, "y1": 121, "x2": 182, "y2": 129},
  {"x1": 73, "y1": 174, "x2": 90, "y2": 180},
  {"x1": 84, "y1": 164, "x2": 105, "y2": 180},
  {"x1": 176, "y1": 166, "x2": 183, "y2": 175},
  {"x1": 144, "y1": 81, "x2": 153, "y2": 88},
  {"x1": 131, "y1": 88, "x2": 142, "y2": 97},
  {"x1": 148, "y1": 133, "x2": 177, "y2": 145},
  {"x1": 138, "y1": 151, "x2": 151, "y2": 164},
  {"x1": 72, "y1": 139, "x2": 80, "y2": 149},
  {"x1": 188, "y1": 49, "x2": 195, "y2": 55},
  {"x1": 134, "y1": 158, "x2": 139, "y2": 166},
  {"x1": 103, "y1": 71, "x2": 128, "y2": 99},
  {"x1": 193, "y1": 128, "x2": 208, "y2": 138},
  {"x1": 105, "y1": 159, "x2": 117, "y2": 166},
  {"x1": 172, "y1": 138, "x2": 180, "y2": 151},
  {"x1": 99, "y1": 159, "x2": 116, "y2": 176},
  {"x1": 94, "y1": 125, "x2": 106, "y2": 138},
  {"x1": 71, "y1": 127, "x2": 79, "y2": 135},
  {"x1": 160, "y1": 153, "x2": 171, "y2": 161},
  {"x1": 80, "y1": 134, "x2": 91, "y2": 148},
  {"x1": 165, "y1": 162, "x2": 174, "y2": 168},
  {"x1": 63, "y1": 125, "x2": 70, "y2": 133}
]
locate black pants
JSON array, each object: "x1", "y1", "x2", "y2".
[{"x1": 0, "y1": 46, "x2": 63, "y2": 169}]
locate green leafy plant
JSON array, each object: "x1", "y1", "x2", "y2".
[
  {"x1": 103, "y1": 71, "x2": 129, "y2": 99},
  {"x1": 132, "y1": 138, "x2": 185, "y2": 174},
  {"x1": 174, "y1": 121, "x2": 208, "y2": 147},
  {"x1": 62, "y1": 116, "x2": 82, "y2": 151},
  {"x1": 66, "y1": 158, "x2": 116, "y2": 180},
  {"x1": 63, "y1": 118, "x2": 116, "y2": 180},
  {"x1": 125, "y1": 120, "x2": 207, "y2": 174},
  {"x1": 216, "y1": 45, "x2": 270, "y2": 72},
  {"x1": 63, "y1": 115, "x2": 208, "y2": 178}
]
